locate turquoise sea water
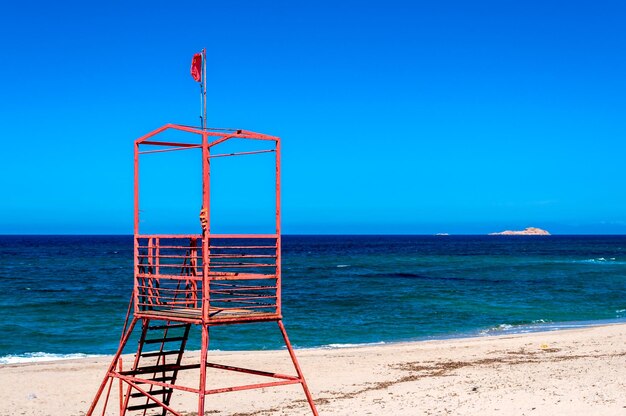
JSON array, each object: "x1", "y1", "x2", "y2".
[{"x1": 1, "y1": 235, "x2": 626, "y2": 363}]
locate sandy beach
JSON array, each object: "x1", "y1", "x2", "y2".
[{"x1": 2, "y1": 323, "x2": 625, "y2": 415}]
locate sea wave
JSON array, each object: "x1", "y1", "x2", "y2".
[
  {"x1": 480, "y1": 324, "x2": 515, "y2": 335},
  {"x1": 545, "y1": 257, "x2": 626, "y2": 265},
  {"x1": 479, "y1": 320, "x2": 560, "y2": 336},
  {"x1": 0, "y1": 352, "x2": 101, "y2": 365},
  {"x1": 478, "y1": 318, "x2": 626, "y2": 337},
  {"x1": 319, "y1": 341, "x2": 386, "y2": 349},
  {"x1": 579, "y1": 258, "x2": 625, "y2": 264}
]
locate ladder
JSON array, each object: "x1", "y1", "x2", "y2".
[{"x1": 120, "y1": 320, "x2": 191, "y2": 414}]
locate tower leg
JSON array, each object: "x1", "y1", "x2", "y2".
[
  {"x1": 86, "y1": 317, "x2": 139, "y2": 416},
  {"x1": 198, "y1": 324, "x2": 209, "y2": 416},
  {"x1": 277, "y1": 320, "x2": 319, "y2": 416}
]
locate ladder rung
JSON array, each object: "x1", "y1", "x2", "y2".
[
  {"x1": 148, "y1": 323, "x2": 189, "y2": 330},
  {"x1": 127, "y1": 375, "x2": 176, "y2": 383},
  {"x1": 123, "y1": 364, "x2": 177, "y2": 375},
  {"x1": 140, "y1": 350, "x2": 182, "y2": 358},
  {"x1": 122, "y1": 363, "x2": 199, "y2": 376},
  {"x1": 143, "y1": 336, "x2": 186, "y2": 344},
  {"x1": 149, "y1": 376, "x2": 175, "y2": 383},
  {"x1": 127, "y1": 402, "x2": 162, "y2": 411},
  {"x1": 130, "y1": 388, "x2": 171, "y2": 398}
]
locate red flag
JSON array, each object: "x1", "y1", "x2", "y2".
[{"x1": 190, "y1": 53, "x2": 202, "y2": 82}]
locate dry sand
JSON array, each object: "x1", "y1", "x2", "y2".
[{"x1": 2, "y1": 323, "x2": 626, "y2": 415}]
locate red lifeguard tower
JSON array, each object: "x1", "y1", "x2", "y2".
[{"x1": 87, "y1": 52, "x2": 318, "y2": 416}]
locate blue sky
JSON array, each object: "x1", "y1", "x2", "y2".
[{"x1": 0, "y1": 1, "x2": 624, "y2": 234}]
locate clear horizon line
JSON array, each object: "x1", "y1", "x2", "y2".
[{"x1": 1, "y1": 233, "x2": 626, "y2": 237}]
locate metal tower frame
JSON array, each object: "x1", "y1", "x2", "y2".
[{"x1": 87, "y1": 123, "x2": 318, "y2": 415}]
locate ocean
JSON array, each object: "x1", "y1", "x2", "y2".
[{"x1": 1, "y1": 235, "x2": 625, "y2": 364}]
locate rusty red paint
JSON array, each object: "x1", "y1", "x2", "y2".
[{"x1": 87, "y1": 124, "x2": 318, "y2": 415}]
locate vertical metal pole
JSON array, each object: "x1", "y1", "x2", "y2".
[
  {"x1": 118, "y1": 358, "x2": 123, "y2": 415},
  {"x1": 155, "y1": 237, "x2": 160, "y2": 276},
  {"x1": 275, "y1": 138, "x2": 282, "y2": 316},
  {"x1": 198, "y1": 324, "x2": 209, "y2": 416},
  {"x1": 201, "y1": 132, "x2": 210, "y2": 321},
  {"x1": 202, "y1": 48, "x2": 207, "y2": 130},
  {"x1": 199, "y1": 82, "x2": 203, "y2": 128},
  {"x1": 133, "y1": 142, "x2": 140, "y2": 314},
  {"x1": 199, "y1": 131, "x2": 210, "y2": 416},
  {"x1": 134, "y1": 142, "x2": 139, "y2": 236},
  {"x1": 148, "y1": 238, "x2": 154, "y2": 272}
]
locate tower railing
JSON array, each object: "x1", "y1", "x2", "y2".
[{"x1": 134, "y1": 234, "x2": 280, "y2": 324}]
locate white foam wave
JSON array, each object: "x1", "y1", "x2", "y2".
[
  {"x1": 320, "y1": 341, "x2": 386, "y2": 349},
  {"x1": 479, "y1": 324, "x2": 514, "y2": 335},
  {"x1": 580, "y1": 257, "x2": 624, "y2": 264},
  {"x1": 336, "y1": 264, "x2": 350, "y2": 268},
  {"x1": 0, "y1": 352, "x2": 101, "y2": 365},
  {"x1": 479, "y1": 318, "x2": 626, "y2": 337}
]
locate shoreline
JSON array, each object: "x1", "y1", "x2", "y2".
[
  {"x1": 3, "y1": 323, "x2": 626, "y2": 415},
  {"x1": 4, "y1": 316, "x2": 626, "y2": 365}
]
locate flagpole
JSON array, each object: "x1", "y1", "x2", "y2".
[
  {"x1": 199, "y1": 69, "x2": 203, "y2": 128},
  {"x1": 202, "y1": 48, "x2": 207, "y2": 130}
]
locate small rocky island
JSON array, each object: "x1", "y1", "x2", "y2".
[{"x1": 489, "y1": 227, "x2": 551, "y2": 236}]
